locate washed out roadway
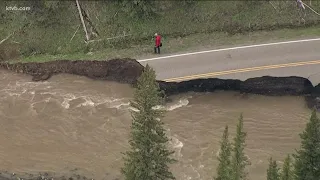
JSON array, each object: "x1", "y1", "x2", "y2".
[{"x1": 138, "y1": 38, "x2": 320, "y2": 85}]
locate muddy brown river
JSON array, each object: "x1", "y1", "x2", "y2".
[{"x1": 0, "y1": 69, "x2": 312, "y2": 180}]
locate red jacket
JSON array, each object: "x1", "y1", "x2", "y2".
[{"x1": 155, "y1": 35, "x2": 161, "y2": 47}]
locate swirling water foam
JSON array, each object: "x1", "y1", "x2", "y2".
[{"x1": 0, "y1": 71, "x2": 313, "y2": 180}]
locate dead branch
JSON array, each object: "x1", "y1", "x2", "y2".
[
  {"x1": 11, "y1": 41, "x2": 20, "y2": 44},
  {"x1": 80, "y1": 5, "x2": 100, "y2": 37},
  {"x1": 70, "y1": 25, "x2": 80, "y2": 43},
  {"x1": 113, "y1": 9, "x2": 120, "y2": 19},
  {"x1": 76, "y1": 0, "x2": 89, "y2": 42},
  {"x1": 303, "y1": 2, "x2": 320, "y2": 15},
  {"x1": 0, "y1": 23, "x2": 31, "y2": 45},
  {"x1": 0, "y1": 33, "x2": 13, "y2": 45},
  {"x1": 87, "y1": 34, "x2": 131, "y2": 44},
  {"x1": 269, "y1": 1, "x2": 277, "y2": 10}
]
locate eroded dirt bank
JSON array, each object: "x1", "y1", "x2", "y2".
[
  {"x1": 158, "y1": 77, "x2": 320, "y2": 110},
  {"x1": 0, "y1": 59, "x2": 318, "y2": 180},
  {"x1": 0, "y1": 59, "x2": 144, "y2": 84},
  {"x1": 1, "y1": 59, "x2": 319, "y2": 111}
]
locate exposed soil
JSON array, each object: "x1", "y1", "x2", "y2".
[
  {"x1": 239, "y1": 76, "x2": 314, "y2": 96},
  {"x1": 158, "y1": 78, "x2": 242, "y2": 95},
  {"x1": 158, "y1": 76, "x2": 314, "y2": 96},
  {"x1": 0, "y1": 58, "x2": 319, "y2": 179},
  {"x1": 0, "y1": 59, "x2": 319, "y2": 111},
  {"x1": 0, "y1": 59, "x2": 144, "y2": 84}
]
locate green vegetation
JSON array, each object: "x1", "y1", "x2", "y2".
[
  {"x1": 267, "y1": 157, "x2": 280, "y2": 180},
  {"x1": 211, "y1": 110, "x2": 320, "y2": 180},
  {"x1": 120, "y1": 103, "x2": 320, "y2": 180},
  {"x1": 2, "y1": 1, "x2": 319, "y2": 179},
  {"x1": 293, "y1": 110, "x2": 320, "y2": 180},
  {"x1": 121, "y1": 65, "x2": 175, "y2": 180},
  {"x1": 7, "y1": 26, "x2": 320, "y2": 63},
  {"x1": 281, "y1": 155, "x2": 293, "y2": 180},
  {"x1": 214, "y1": 114, "x2": 250, "y2": 180},
  {"x1": 215, "y1": 125, "x2": 232, "y2": 180},
  {"x1": 232, "y1": 114, "x2": 250, "y2": 180},
  {"x1": 1, "y1": 1, "x2": 320, "y2": 62}
]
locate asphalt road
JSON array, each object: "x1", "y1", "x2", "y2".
[{"x1": 138, "y1": 38, "x2": 320, "y2": 85}]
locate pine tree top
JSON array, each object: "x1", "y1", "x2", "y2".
[
  {"x1": 281, "y1": 155, "x2": 293, "y2": 180},
  {"x1": 232, "y1": 113, "x2": 250, "y2": 180},
  {"x1": 215, "y1": 125, "x2": 232, "y2": 180},
  {"x1": 267, "y1": 157, "x2": 280, "y2": 180},
  {"x1": 122, "y1": 64, "x2": 176, "y2": 180},
  {"x1": 293, "y1": 110, "x2": 320, "y2": 180}
]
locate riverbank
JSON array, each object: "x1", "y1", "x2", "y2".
[
  {"x1": 0, "y1": 69, "x2": 312, "y2": 180},
  {"x1": 1, "y1": 1, "x2": 320, "y2": 179},
  {"x1": 0, "y1": 59, "x2": 319, "y2": 111}
]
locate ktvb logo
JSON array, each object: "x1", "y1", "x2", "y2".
[{"x1": 6, "y1": 5, "x2": 31, "y2": 11}]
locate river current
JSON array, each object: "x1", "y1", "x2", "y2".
[{"x1": 0, "y1": 70, "x2": 311, "y2": 180}]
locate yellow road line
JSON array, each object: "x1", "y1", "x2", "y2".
[{"x1": 164, "y1": 60, "x2": 320, "y2": 82}]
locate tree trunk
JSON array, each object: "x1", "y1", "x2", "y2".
[{"x1": 75, "y1": 0, "x2": 89, "y2": 42}]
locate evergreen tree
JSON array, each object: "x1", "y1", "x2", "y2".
[
  {"x1": 121, "y1": 64, "x2": 176, "y2": 180},
  {"x1": 215, "y1": 125, "x2": 232, "y2": 180},
  {"x1": 293, "y1": 110, "x2": 320, "y2": 180},
  {"x1": 231, "y1": 113, "x2": 249, "y2": 180},
  {"x1": 281, "y1": 155, "x2": 293, "y2": 180},
  {"x1": 267, "y1": 157, "x2": 280, "y2": 180}
]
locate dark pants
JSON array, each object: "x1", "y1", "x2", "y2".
[{"x1": 154, "y1": 46, "x2": 160, "y2": 54}]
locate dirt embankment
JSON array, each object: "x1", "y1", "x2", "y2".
[
  {"x1": 0, "y1": 59, "x2": 144, "y2": 84},
  {"x1": 0, "y1": 59, "x2": 319, "y2": 110},
  {"x1": 158, "y1": 76, "x2": 314, "y2": 96},
  {"x1": 158, "y1": 76, "x2": 319, "y2": 110},
  {"x1": 0, "y1": 59, "x2": 320, "y2": 179}
]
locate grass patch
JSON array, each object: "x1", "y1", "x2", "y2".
[
  {"x1": 12, "y1": 25, "x2": 320, "y2": 63},
  {"x1": 1, "y1": 1, "x2": 319, "y2": 63}
]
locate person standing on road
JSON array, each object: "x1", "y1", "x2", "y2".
[{"x1": 154, "y1": 33, "x2": 162, "y2": 54}]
